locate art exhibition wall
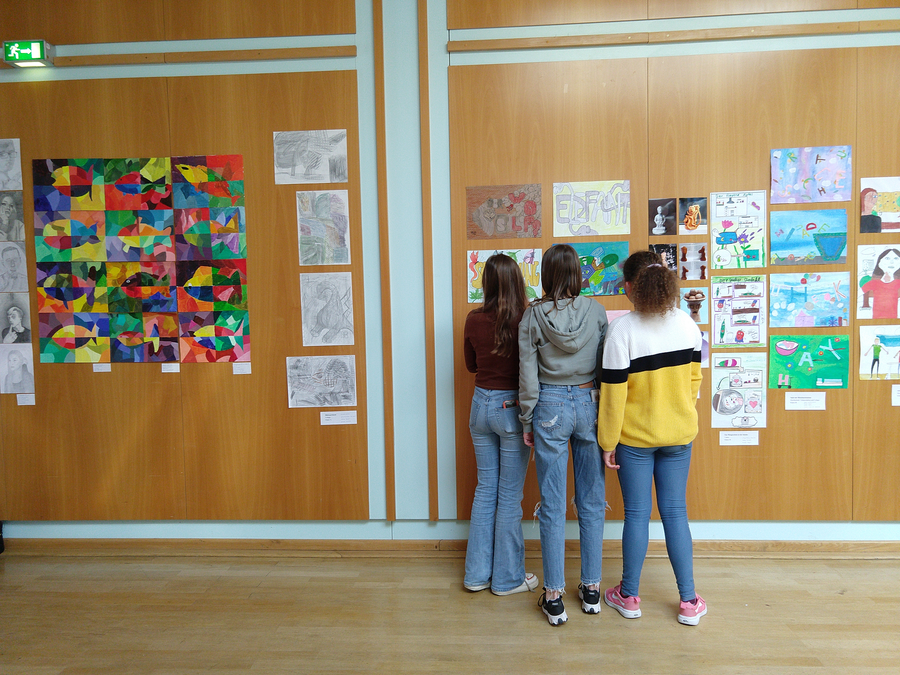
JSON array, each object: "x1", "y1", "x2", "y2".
[{"x1": 1, "y1": 0, "x2": 900, "y2": 542}]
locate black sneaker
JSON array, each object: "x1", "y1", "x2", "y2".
[
  {"x1": 538, "y1": 592, "x2": 568, "y2": 626},
  {"x1": 578, "y1": 583, "x2": 601, "y2": 614}
]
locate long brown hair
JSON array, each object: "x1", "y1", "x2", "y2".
[
  {"x1": 534, "y1": 244, "x2": 582, "y2": 309},
  {"x1": 623, "y1": 250, "x2": 679, "y2": 315},
  {"x1": 476, "y1": 253, "x2": 527, "y2": 357}
]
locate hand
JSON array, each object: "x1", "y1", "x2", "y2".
[
  {"x1": 523, "y1": 432, "x2": 534, "y2": 447},
  {"x1": 603, "y1": 450, "x2": 619, "y2": 470},
  {"x1": 2, "y1": 331, "x2": 13, "y2": 344}
]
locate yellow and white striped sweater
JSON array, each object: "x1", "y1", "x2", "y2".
[{"x1": 597, "y1": 309, "x2": 703, "y2": 452}]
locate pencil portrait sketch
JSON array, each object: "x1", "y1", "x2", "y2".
[
  {"x1": 0, "y1": 293, "x2": 32, "y2": 344},
  {"x1": 286, "y1": 355, "x2": 357, "y2": 408},
  {"x1": 300, "y1": 272, "x2": 354, "y2": 346},
  {"x1": 297, "y1": 190, "x2": 350, "y2": 265},
  {"x1": 0, "y1": 242, "x2": 27, "y2": 292},
  {"x1": 0, "y1": 343, "x2": 35, "y2": 394},
  {"x1": 0, "y1": 139, "x2": 23, "y2": 191},
  {"x1": 273, "y1": 130, "x2": 348, "y2": 185},
  {"x1": 0, "y1": 191, "x2": 26, "y2": 241}
]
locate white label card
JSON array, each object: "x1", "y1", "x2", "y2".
[
  {"x1": 784, "y1": 392, "x2": 826, "y2": 411},
  {"x1": 320, "y1": 411, "x2": 358, "y2": 426},
  {"x1": 161, "y1": 363, "x2": 180, "y2": 373},
  {"x1": 233, "y1": 363, "x2": 251, "y2": 375},
  {"x1": 719, "y1": 430, "x2": 759, "y2": 446},
  {"x1": 93, "y1": 363, "x2": 112, "y2": 372},
  {"x1": 893, "y1": 385, "x2": 900, "y2": 407},
  {"x1": 17, "y1": 394, "x2": 36, "y2": 406}
]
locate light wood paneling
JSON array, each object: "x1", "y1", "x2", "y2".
[
  {"x1": 449, "y1": 60, "x2": 648, "y2": 519},
  {"x1": 0, "y1": 79, "x2": 186, "y2": 520},
  {"x1": 447, "y1": 0, "x2": 646, "y2": 30},
  {"x1": 0, "y1": 0, "x2": 166, "y2": 46},
  {"x1": 853, "y1": 46, "x2": 900, "y2": 522},
  {"x1": 167, "y1": 72, "x2": 368, "y2": 520},
  {"x1": 649, "y1": 0, "x2": 853, "y2": 19},
  {"x1": 164, "y1": 0, "x2": 355, "y2": 40},
  {"x1": 650, "y1": 50, "x2": 856, "y2": 520}
]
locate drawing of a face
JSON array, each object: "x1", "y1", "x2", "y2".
[
  {"x1": 876, "y1": 250, "x2": 900, "y2": 281},
  {"x1": 0, "y1": 195, "x2": 15, "y2": 221},
  {"x1": 0, "y1": 142, "x2": 16, "y2": 172},
  {"x1": 7, "y1": 306, "x2": 23, "y2": 328},
  {"x1": 862, "y1": 189, "x2": 878, "y2": 215},
  {"x1": 2, "y1": 247, "x2": 20, "y2": 272},
  {"x1": 7, "y1": 349, "x2": 22, "y2": 370}
]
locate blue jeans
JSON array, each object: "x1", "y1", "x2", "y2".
[
  {"x1": 465, "y1": 387, "x2": 531, "y2": 593},
  {"x1": 615, "y1": 442, "x2": 695, "y2": 601},
  {"x1": 533, "y1": 384, "x2": 605, "y2": 592}
]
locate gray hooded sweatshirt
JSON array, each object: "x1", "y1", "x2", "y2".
[{"x1": 518, "y1": 295, "x2": 608, "y2": 433}]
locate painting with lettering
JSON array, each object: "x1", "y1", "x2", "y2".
[
  {"x1": 860, "y1": 176, "x2": 900, "y2": 233},
  {"x1": 569, "y1": 241, "x2": 628, "y2": 296},
  {"x1": 770, "y1": 209, "x2": 847, "y2": 266},
  {"x1": 710, "y1": 190, "x2": 766, "y2": 269},
  {"x1": 770, "y1": 145, "x2": 851, "y2": 204},
  {"x1": 553, "y1": 180, "x2": 630, "y2": 237},
  {"x1": 297, "y1": 189, "x2": 350, "y2": 265},
  {"x1": 857, "y1": 244, "x2": 900, "y2": 320},
  {"x1": 859, "y1": 324, "x2": 900, "y2": 381},
  {"x1": 649, "y1": 198, "x2": 677, "y2": 236},
  {"x1": 768, "y1": 334, "x2": 849, "y2": 389},
  {"x1": 769, "y1": 272, "x2": 849, "y2": 328},
  {"x1": 466, "y1": 184, "x2": 541, "y2": 239},
  {"x1": 710, "y1": 352, "x2": 766, "y2": 429},
  {"x1": 710, "y1": 275, "x2": 766, "y2": 348},
  {"x1": 678, "y1": 197, "x2": 707, "y2": 235},
  {"x1": 466, "y1": 248, "x2": 541, "y2": 304}
]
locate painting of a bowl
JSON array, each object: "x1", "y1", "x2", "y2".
[{"x1": 775, "y1": 339, "x2": 799, "y2": 356}]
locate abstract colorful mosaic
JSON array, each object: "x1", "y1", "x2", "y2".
[{"x1": 33, "y1": 156, "x2": 250, "y2": 363}]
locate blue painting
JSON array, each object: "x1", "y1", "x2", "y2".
[
  {"x1": 769, "y1": 272, "x2": 850, "y2": 328},
  {"x1": 770, "y1": 209, "x2": 847, "y2": 266},
  {"x1": 568, "y1": 241, "x2": 628, "y2": 296}
]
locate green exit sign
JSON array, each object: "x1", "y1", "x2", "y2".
[{"x1": 3, "y1": 40, "x2": 54, "y2": 67}]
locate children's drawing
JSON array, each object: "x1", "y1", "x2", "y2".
[
  {"x1": 769, "y1": 272, "x2": 849, "y2": 328},
  {"x1": 860, "y1": 176, "x2": 900, "y2": 233},
  {"x1": 467, "y1": 249, "x2": 541, "y2": 303},
  {"x1": 711, "y1": 275, "x2": 766, "y2": 348},
  {"x1": 0, "y1": 190, "x2": 26, "y2": 241},
  {"x1": 678, "y1": 242, "x2": 707, "y2": 280},
  {"x1": 768, "y1": 334, "x2": 849, "y2": 389},
  {"x1": 711, "y1": 352, "x2": 766, "y2": 428},
  {"x1": 300, "y1": 272, "x2": 354, "y2": 346},
  {"x1": 466, "y1": 184, "x2": 541, "y2": 239},
  {"x1": 678, "y1": 197, "x2": 707, "y2": 235},
  {"x1": 0, "y1": 139, "x2": 23, "y2": 190},
  {"x1": 553, "y1": 180, "x2": 630, "y2": 237},
  {"x1": 680, "y1": 287, "x2": 708, "y2": 324},
  {"x1": 770, "y1": 209, "x2": 847, "y2": 265},
  {"x1": 649, "y1": 243, "x2": 677, "y2": 271},
  {"x1": 770, "y1": 145, "x2": 851, "y2": 204},
  {"x1": 0, "y1": 343, "x2": 35, "y2": 394},
  {"x1": 297, "y1": 190, "x2": 350, "y2": 265},
  {"x1": 710, "y1": 190, "x2": 766, "y2": 269},
  {"x1": 287, "y1": 355, "x2": 357, "y2": 408},
  {"x1": 859, "y1": 325, "x2": 900, "y2": 381},
  {"x1": 649, "y1": 198, "x2": 676, "y2": 236},
  {"x1": 273, "y1": 130, "x2": 348, "y2": 184},
  {"x1": 857, "y1": 244, "x2": 900, "y2": 320},
  {"x1": 569, "y1": 241, "x2": 628, "y2": 296}
]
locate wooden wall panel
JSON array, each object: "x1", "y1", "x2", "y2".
[
  {"x1": 853, "y1": 46, "x2": 900, "y2": 521},
  {"x1": 447, "y1": 0, "x2": 646, "y2": 30},
  {"x1": 650, "y1": 50, "x2": 856, "y2": 520},
  {"x1": 449, "y1": 60, "x2": 648, "y2": 519},
  {"x1": 0, "y1": 79, "x2": 186, "y2": 520},
  {"x1": 167, "y1": 72, "x2": 369, "y2": 520},
  {"x1": 0, "y1": 0, "x2": 166, "y2": 47},
  {"x1": 164, "y1": 0, "x2": 355, "y2": 40},
  {"x1": 649, "y1": 0, "x2": 853, "y2": 19}
]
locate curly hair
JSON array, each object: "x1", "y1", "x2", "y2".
[{"x1": 623, "y1": 250, "x2": 679, "y2": 316}]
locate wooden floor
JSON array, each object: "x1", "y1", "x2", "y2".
[{"x1": 1, "y1": 550, "x2": 899, "y2": 674}]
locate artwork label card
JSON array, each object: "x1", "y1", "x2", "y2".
[
  {"x1": 553, "y1": 180, "x2": 630, "y2": 237},
  {"x1": 321, "y1": 410, "x2": 358, "y2": 425},
  {"x1": 710, "y1": 190, "x2": 766, "y2": 269},
  {"x1": 466, "y1": 184, "x2": 541, "y2": 239},
  {"x1": 770, "y1": 146, "x2": 852, "y2": 204},
  {"x1": 719, "y1": 430, "x2": 759, "y2": 446},
  {"x1": 784, "y1": 392, "x2": 826, "y2": 410}
]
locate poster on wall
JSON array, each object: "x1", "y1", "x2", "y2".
[
  {"x1": 710, "y1": 351, "x2": 766, "y2": 428},
  {"x1": 678, "y1": 197, "x2": 707, "y2": 235},
  {"x1": 859, "y1": 324, "x2": 900, "y2": 381},
  {"x1": 770, "y1": 145, "x2": 852, "y2": 204},
  {"x1": 678, "y1": 242, "x2": 708, "y2": 281},
  {"x1": 650, "y1": 243, "x2": 677, "y2": 270},
  {"x1": 649, "y1": 198, "x2": 677, "y2": 236},
  {"x1": 768, "y1": 334, "x2": 849, "y2": 389},
  {"x1": 466, "y1": 184, "x2": 541, "y2": 239},
  {"x1": 857, "y1": 244, "x2": 900, "y2": 320},
  {"x1": 770, "y1": 209, "x2": 847, "y2": 266},
  {"x1": 769, "y1": 272, "x2": 850, "y2": 328},
  {"x1": 287, "y1": 354, "x2": 357, "y2": 408},
  {"x1": 0, "y1": 342, "x2": 34, "y2": 394},
  {"x1": 0, "y1": 292, "x2": 31, "y2": 344},
  {"x1": 860, "y1": 177, "x2": 900, "y2": 233},
  {"x1": 552, "y1": 180, "x2": 630, "y2": 237},
  {"x1": 33, "y1": 155, "x2": 250, "y2": 363},
  {"x1": 680, "y1": 287, "x2": 708, "y2": 324},
  {"x1": 300, "y1": 271, "x2": 354, "y2": 346},
  {"x1": 273, "y1": 130, "x2": 348, "y2": 184},
  {"x1": 0, "y1": 139, "x2": 23, "y2": 190},
  {"x1": 0, "y1": 190, "x2": 26, "y2": 241},
  {"x1": 569, "y1": 241, "x2": 628, "y2": 296},
  {"x1": 467, "y1": 248, "x2": 541, "y2": 303},
  {"x1": 709, "y1": 190, "x2": 766, "y2": 270},
  {"x1": 710, "y1": 275, "x2": 766, "y2": 348},
  {"x1": 297, "y1": 189, "x2": 350, "y2": 265}
]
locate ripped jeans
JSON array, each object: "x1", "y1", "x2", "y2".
[{"x1": 532, "y1": 383, "x2": 605, "y2": 593}]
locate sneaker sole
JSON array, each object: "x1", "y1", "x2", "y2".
[
  {"x1": 604, "y1": 595, "x2": 641, "y2": 619},
  {"x1": 492, "y1": 574, "x2": 538, "y2": 596},
  {"x1": 464, "y1": 582, "x2": 491, "y2": 592},
  {"x1": 543, "y1": 608, "x2": 568, "y2": 626},
  {"x1": 677, "y1": 607, "x2": 707, "y2": 625},
  {"x1": 578, "y1": 590, "x2": 601, "y2": 614}
]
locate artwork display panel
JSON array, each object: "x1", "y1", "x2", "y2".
[
  {"x1": 770, "y1": 209, "x2": 847, "y2": 266},
  {"x1": 273, "y1": 130, "x2": 348, "y2": 184},
  {"x1": 768, "y1": 334, "x2": 850, "y2": 389},
  {"x1": 769, "y1": 272, "x2": 850, "y2": 328},
  {"x1": 649, "y1": 198, "x2": 677, "y2": 236},
  {"x1": 859, "y1": 324, "x2": 900, "y2": 381},
  {"x1": 466, "y1": 248, "x2": 541, "y2": 303},
  {"x1": 711, "y1": 275, "x2": 766, "y2": 348},
  {"x1": 860, "y1": 177, "x2": 900, "y2": 233},
  {"x1": 300, "y1": 271, "x2": 354, "y2": 346},
  {"x1": 297, "y1": 190, "x2": 350, "y2": 265},
  {"x1": 553, "y1": 180, "x2": 630, "y2": 237},
  {"x1": 709, "y1": 190, "x2": 766, "y2": 270},
  {"x1": 287, "y1": 355, "x2": 357, "y2": 407},
  {"x1": 32, "y1": 156, "x2": 250, "y2": 363},
  {"x1": 568, "y1": 241, "x2": 628, "y2": 296},
  {"x1": 857, "y1": 244, "x2": 900, "y2": 320},
  {"x1": 466, "y1": 184, "x2": 541, "y2": 239},
  {"x1": 710, "y1": 351, "x2": 766, "y2": 428},
  {"x1": 770, "y1": 145, "x2": 852, "y2": 204}
]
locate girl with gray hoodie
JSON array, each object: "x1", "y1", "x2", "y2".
[{"x1": 519, "y1": 243, "x2": 608, "y2": 626}]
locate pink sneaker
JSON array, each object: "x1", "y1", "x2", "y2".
[
  {"x1": 678, "y1": 595, "x2": 707, "y2": 625},
  {"x1": 604, "y1": 584, "x2": 641, "y2": 619}
]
